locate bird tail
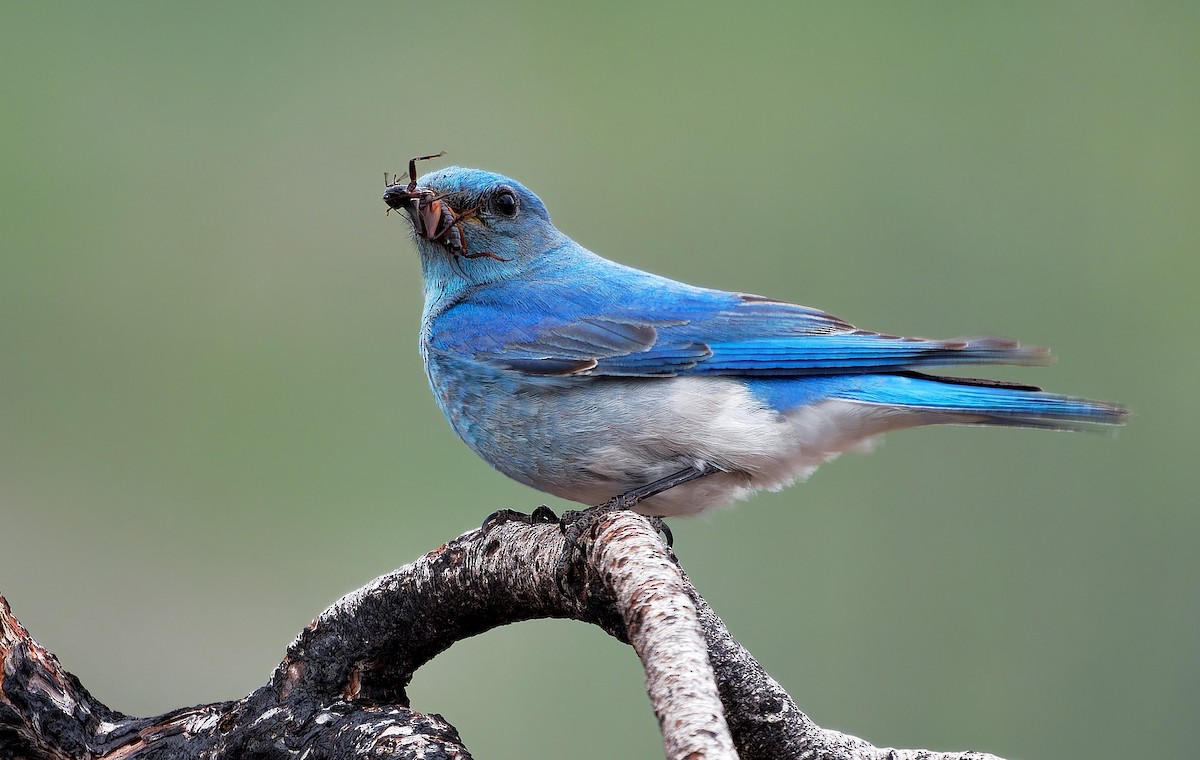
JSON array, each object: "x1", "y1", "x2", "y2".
[{"x1": 831, "y1": 371, "x2": 1128, "y2": 432}]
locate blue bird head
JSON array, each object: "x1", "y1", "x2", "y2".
[{"x1": 384, "y1": 165, "x2": 568, "y2": 299}]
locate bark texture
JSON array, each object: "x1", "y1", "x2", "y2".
[{"x1": 2, "y1": 510, "x2": 1006, "y2": 760}]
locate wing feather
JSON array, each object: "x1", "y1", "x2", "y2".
[{"x1": 429, "y1": 273, "x2": 1047, "y2": 378}]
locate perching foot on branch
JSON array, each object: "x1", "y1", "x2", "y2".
[
  {"x1": 558, "y1": 463, "x2": 716, "y2": 573},
  {"x1": 480, "y1": 504, "x2": 559, "y2": 532}
]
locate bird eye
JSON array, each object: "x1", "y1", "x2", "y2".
[{"x1": 491, "y1": 188, "x2": 519, "y2": 218}]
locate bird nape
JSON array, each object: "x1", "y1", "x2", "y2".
[{"x1": 383, "y1": 158, "x2": 1126, "y2": 518}]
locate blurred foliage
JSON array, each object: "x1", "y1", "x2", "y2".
[{"x1": 1, "y1": 3, "x2": 1197, "y2": 759}]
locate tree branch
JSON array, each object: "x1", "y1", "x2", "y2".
[{"x1": 2, "y1": 510, "x2": 1010, "y2": 760}]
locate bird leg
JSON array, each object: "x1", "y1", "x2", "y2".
[
  {"x1": 557, "y1": 463, "x2": 719, "y2": 587},
  {"x1": 600, "y1": 462, "x2": 721, "y2": 514}
]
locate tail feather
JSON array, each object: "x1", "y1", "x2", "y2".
[{"x1": 831, "y1": 371, "x2": 1128, "y2": 432}]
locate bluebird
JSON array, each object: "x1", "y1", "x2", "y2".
[{"x1": 382, "y1": 156, "x2": 1126, "y2": 519}]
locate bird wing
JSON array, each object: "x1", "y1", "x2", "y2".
[{"x1": 428, "y1": 270, "x2": 1047, "y2": 378}]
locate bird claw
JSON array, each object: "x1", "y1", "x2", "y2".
[
  {"x1": 556, "y1": 507, "x2": 598, "y2": 595},
  {"x1": 554, "y1": 503, "x2": 674, "y2": 594},
  {"x1": 480, "y1": 505, "x2": 559, "y2": 534},
  {"x1": 647, "y1": 515, "x2": 674, "y2": 547}
]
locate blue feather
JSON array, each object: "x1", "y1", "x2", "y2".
[{"x1": 748, "y1": 373, "x2": 1126, "y2": 431}]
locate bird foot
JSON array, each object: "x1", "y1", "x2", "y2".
[
  {"x1": 552, "y1": 464, "x2": 712, "y2": 592},
  {"x1": 555, "y1": 501, "x2": 673, "y2": 593},
  {"x1": 480, "y1": 505, "x2": 559, "y2": 534}
]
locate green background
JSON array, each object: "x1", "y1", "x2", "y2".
[{"x1": 2, "y1": 3, "x2": 1196, "y2": 758}]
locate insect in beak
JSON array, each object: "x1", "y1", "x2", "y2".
[
  {"x1": 383, "y1": 151, "x2": 445, "y2": 219},
  {"x1": 383, "y1": 152, "x2": 511, "y2": 265}
]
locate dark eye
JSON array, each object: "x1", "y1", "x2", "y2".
[{"x1": 491, "y1": 188, "x2": 519, "y2": 218}]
